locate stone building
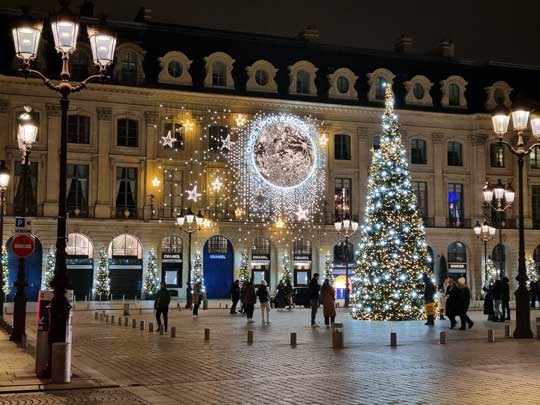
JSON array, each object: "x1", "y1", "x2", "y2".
[{"x1": 1, "y1": 7, "x2": 540, "y2": 301}]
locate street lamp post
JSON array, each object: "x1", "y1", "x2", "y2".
[
  {"x1": 10, "y1": 107, "x2": 38, "y2": 343},
  {"x1": 490, "y1": 105, "x2": 540, "y2": 338},
  {"x1": 176, "y1": 208, "x2": 203, "y2": 308},
  {"x1": 473, "y1": 219, "x2": 496, "y2": 286},
  {"x1": 11, "y1": 1, "x2": 117, "y2": 369},
  {"x1": 0, "y1": 161, "x2": 11, "y2": 319},
  {"x1": 334, "y1": 188, "x2": 358, "y2": 307}
]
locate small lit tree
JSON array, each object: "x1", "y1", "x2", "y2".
[
  {"x1": 44, "y1": 247, "x2": 56, "y2": 289},
  {"x1": 1, "y1": 247, "x2": 9, "y2": 297},
  {"x1": 192, "y1": 251, "x2": 205, "y2": 292},
  {"x1": 238, "y1": 250, "x2": 250, "y2": 282},
  {"x1": 527, "y1": 256, "x2": 538, "y2": 288},
  {"x1": 324, "y1": 251, "x2": 334, "y2": 282},
  {"x1": 94, "y1": 248, "x2": 110, "y2": 299},
  {"x1": 280, "y1": 251, "x2": 292, "y2": 284},
  {"x1": 144, "y1": 248, "x2": 159, "y2": 296}
]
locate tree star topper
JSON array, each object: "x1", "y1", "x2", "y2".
[
  {"x1": 186, "y1": 185, "x2": 202, "y2": 202},
  {"x1": 161, "y1": 130, "x2": 175, "y2": 148}
]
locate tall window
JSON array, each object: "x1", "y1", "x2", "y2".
[
  {"x1": 334, "y1": 178, "x2": 352, "y2": 220},
  {"x1": 110, "y1": 234, "x2": 142, "y2": 258},
  {"x1": 208, "y1": 125, "x2": 229, "y2": 151},
  {"x1": 163, "y1": 122, "x2": 184, "y2": 150},
  {"x1": 117, "y1": 118, "x2": 139, "y2": 147},
  {"x1": 492, "y1": 243, "x2": 506, "y2": 277},
  {"x1": 532, "y1": 185, "x2": 540, "y2": 229},
  {"x1": 448, "y1": 83, "x2": 460, "y2": 106},
  {"x1": 296, "y1": 69, "x2": 310, "y2": 94},
  {"x1": 412, "y1": 181, "x2": 428, "y2": 219},
  {"x1": 163, "y1": 168, "x2": 182, "y2": 218},
  {"x1": 334, "y1": 134, "x2": 351, "y2": 160},
  {"x1": 531, "y1": 147, "x2": 540, "y2": 169},
  {"x1": 293, "y1": 239, "x2": 312, "y2": 258},
  {"x1": 447, "y1": 141, "x2": 463, "y2": 166},
  {"x1": 208, "y1": 235, "x2": 228, "y2": 254},
  {"x1": 375, "y1": 77, "x2": 387, "y2": 100},
  {"x1": 66, "y1": 164, "x2": 89, "y2": 217},
  {"x1": 448, "y1": 183, "x2": 464, "y2": 227},
  {"x1": 66, "y1": 233, "x2": 93, "y2": 257},
  {"x1": 252, "y1": 237, "x2": 270, "y2": 257},
  {"x1": 448, "y1": 242, "x2": 466, "y2": 263},
  {"x1": 411, "y1": 139, "x2": 427, "y2": 164},
  {"x1": 333, "y1": 241, "x2": 354, "y2": 265},
  {"x1": 68, "y1": 115, "x2": 90, "y2": 144},
  {"x1": 490, "y1": 144, "x2": 504, "y2": 168},
  {"x1": 120, "y1": 51, "x2": 138, "y2": 83},
  {"x1": 116, "y1": 167, "x2": 138, "y2": 218},
  {"x1": 14, "y1": 161, "x2": 38, "y2": 216},
  {"x1": 373, "y1": 135, "x2": 381, "y2": 150},
  {"x1": 211, "y1": 61, "x2": 226, "y2": 86}
]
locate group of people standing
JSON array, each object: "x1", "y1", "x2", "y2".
[{"x1": 482, "y1": 277, "x2": 511, "y2": 322}]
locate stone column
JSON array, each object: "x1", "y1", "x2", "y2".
[
  {"x1": 94, "y1": 107, "x2": 112, "y2": 218},
  {"x1": 0, "y1": 100, "x2": 9, "y2": 160},
  {"x1": 432, "y1": 133, "x2": 446, "y2": 226},
  {"x1": 468, "y1": 131, "x2": 488, "y2": 221},
  {"x1": 43, "y1": 103, "x2": 61, "y2": 217},
  {"x1": 144, "y1": 112, "x2": 159, "y2": 220},
  {"x1": 357, "y1": 127, "x2": 369, "y2": 220}
]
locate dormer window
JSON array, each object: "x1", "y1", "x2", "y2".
[
  {"x1": 246, "y1": 60, "x2": 278, "y2": 93},
  {"x1": 168, "y1": 61, "x2": 182, "y2": 78},
  {"x1": 212, "y1": 61, "x2": 227, "y2": 86},
  {"x1": 120, "y1": 51, "x2": 138, "y2": 83},
  {"x1": 255, "y1": 69, "x2": 268, "y2": 86},
  {"x1": 158, "y1": 51, "x2": 192, "y2": 86},
  {"x1": 113, "y1": 43, "x2": 146, "y2": 85},
  {"x1": 327, "y1": 67, "x2": 358, "y2": 100},
  {"x1": 70, "y1": 46, "x2": 90, "y2": 80},
  {"x1": 204, "y1": 52, "x2": 235, "y2": 89},
  {"x1": 367, "y1": 68, "x2": 395, "y2": 102},
  {"x1": 440, "y1": 75, "x2": 467, "y2": 109},
  {"x1": 413, "y1": 83, "x2": 424, "y2": 99},
  {"x1": 449, "y1": 84, "x2": 460, "y2": 106},
  {"x1": 288, "y1": 61, "x2": 317, "y2": 96},
  {"x1": 484, "y1": 81, "x2": 513, "y2": 110},
  {"x1": 404, "y1": 75, "x2": 433, "y2": 107}
]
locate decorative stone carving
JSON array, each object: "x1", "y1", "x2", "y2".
[
  {"x1": 97, "y1": 107, "x2": 112, "y2": 121},
  {"x1": 432, "y1": 133, "x2": 446, "y2": 144}
]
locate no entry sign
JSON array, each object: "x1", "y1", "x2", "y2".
[{"x1": 11, "y1": 234, "x2": 35, "y2": 258}]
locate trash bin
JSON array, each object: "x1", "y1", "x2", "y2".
[{"x1": 332, "y1": 322, "x2": 344, "y2": 349}]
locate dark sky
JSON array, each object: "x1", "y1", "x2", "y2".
[{"x1": 2, "y1": 0, "x2": 540, "y2": 66}]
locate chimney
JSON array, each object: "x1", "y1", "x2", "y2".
[
  {"x1": 298, "y1": 26, "x2": 319, "y2": 41},
  {"x1": 394, "y1": 35, "x2": 413, "y2": 53},
  {"x1": 437, "y1": 40, "x2": 455, "y2": 58},
  {"x1": 134, "y1": 6, "x2": 152, "y2": 23}
]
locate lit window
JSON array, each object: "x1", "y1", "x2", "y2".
[
  {"x1": 448, "y1": 183, "x2": 464, "y2": 227},
  {"x1": 490, "y1": 144, "x2": 504, "y2": 168}
]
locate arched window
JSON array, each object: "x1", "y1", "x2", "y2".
[
  {"x1": 162, "y1": 235, "x2": 183, "y2": 255},
  {"x1": 333, "y1": 241, "x2": 354, "y2": 266},
  {"x1": 448, "y1": 242, "x2": 466, "y2": 263},
  {"x1": 109, "y1": 234, "x2": 142, "y2": 258},
  {"x1": 207, "y1": 235, "x2": 228, "y2": 254},
  {"x1": 120, "y1": 51, "x2": 139, "y2": 84},
  {"x1": 252, "y1": 237, "x2": 270, "y2": 257},
  {"x1": 293, "y1": 238, "x2": 312, "y2": 258},
  {"x1": 296, "y1": 69, "x2": 310, "y2": 94},
  {"x1": 66, "y1": 233, "x2": 93, "y2": 257},
  {"x1": 211, "y1": 61, "x2": 227, "y2": 86},
  {"x1": 492, "y1": 243, "x2": 505, "y2": 277}
]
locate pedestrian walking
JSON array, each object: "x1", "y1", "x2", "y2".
[
  {"x1": 230, "y1": 280, "x2": 240, "y2": 314},
  {"x1": 502, "y1": 276, "x2": 511, "y2": 321},
  {"x1": 154, "y1": 282, "x2": 171, "y2": 333},
  {"x1": 192, "y1": 281, "x2": 203, "y2": 318},
  {"x1": 319, "y1": 279, "x2": 336, "y2": 327},
  {"x1": 257, "y1": 280, "x2": 271, "y2": 324},
  {"x1": 445, "y1": 278, "x2": 458, "y2": 329},
  {"x1": 531, "y1": 279, "x2": 539, "y2": 309},
  {"x1": 492, "y1": 279, "x2": 503, "y2": 322},
  {"x1": 422, "y1": 273, "x2": 435, "y2": 326},
  {"x1": 308, "y1": 273, "x2": 321, "y2": 327},
  {"x1": 274, "y1": 280, "x2": 286, "y2": 310},
  {"x1": 457, "y1": 277, "x2": 474, "y2": 330},
  {"x1": 243, "y1": 280, "x2": 256, "y2": 324},
  {"x1": 285, "y1": 280, "x2": 293, "y2": 310},
  {"x1": 483, "y1": 284, "x2": 495, "y2": 321}
]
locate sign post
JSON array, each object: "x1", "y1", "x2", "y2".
[{"x1": 11, "y1": 233, "x2": 35, "y2": 258}]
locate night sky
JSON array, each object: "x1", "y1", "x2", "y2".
[{"x1": 2, "y1": 0, "x2": 540, "y2": 66}]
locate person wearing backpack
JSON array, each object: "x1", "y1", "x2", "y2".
[{"x1": 256, "y1": 280, "x2": 271, "y2": 324}]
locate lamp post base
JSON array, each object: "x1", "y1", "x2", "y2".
[{"x1": 513, "y1": 286, "x2": 533, "y2": 338}]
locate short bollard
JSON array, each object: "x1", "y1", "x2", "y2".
[
  {"x1": 225, "y1": 304, "x2": 228, "y2": 309},
  {"x1": 123, "y1": 303, "x2": 130, "y2": 316},
  {"x1": 247, "y1": 330, "x2": 254, "y2": 344},
  {"x1": 488, "y1": 329, "x2": 495, "y2": 343},
  {"x1": 439, "y1": 331, "x2": 446, "y2": 344},
  {"x1": 536, "y1": 317, "x2": 540, "y2": 324},
  {"x1": 536, "y1": 325, "x2": 540, "y2": 340},
  {"x1": 110, "y1": 315, "x2": 115, "y2": 324},
  {"x1": 132, "y1": 319, "x2": 137, "y2": 328},
  {"x1": 94, "y1": 312, "x2": 98, "y2": 320},
  {"x1": 290, "y1": 332, "x2": 297, "y2": 346},
  {"x1": 390, "y1": 332, "x2": 397, "y2": 347},
  {"x1": 105, "y1": 315, "x2": 109, "y2": 323},
  {"x1": 118, "y1": 317, "x2": 122, "y2": 326},
  {"x1": 170, "y1": 326, "x2": 176, "y2": 338},
  {"x1": 204, "y1": 328, "x2": 210, "y2": 340},
  {"x1": 159, "y1": 325, "x2": 164, "y2": 335},
  {"x1": 124, "y1": 317, "x2": 129, "y2": 327},
  {"x1": 505, "y1": 324, "x2": 510, "y2": 337},
  {"x1": 139, "y1": 308, "x2": 143, "y2": 315},
  {"x1": 332, "y1": 323, "x2": 344, "y2": 349},
  {"x1": 219, "y1": 303, "x2": 222, "y2": 309},
  {"x1": 149, "y1": 322, "x2": 154, "y2": 332},
  {"x1": 99, "y1": 313, "x2": 103, "y2": 321},
  {"x1": 140, "y1": 320, "x2": 145, "y2": 331}
]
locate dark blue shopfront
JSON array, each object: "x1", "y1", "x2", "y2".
[
  {"x1": 203, "y1": 235, "x2": 234, "y2": 299},
  {"x1": 6, "y1": 235, "x2": 43, "y2": 301}
]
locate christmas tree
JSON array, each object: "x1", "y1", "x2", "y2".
[
  {"x1": 191, "y1": 251, "x2": 206, "y2": 292},
  {"x1": 527, "y1": 256, "x2": 537, "y2": 287},
  {"x1": 44, "y1": 247, "x2": 56, "y2": 289},
  {"x1": 94, "y1": 248, "x2": 110, "y2": 299},
  {"x1": 280, "y1": 251, "x2": 292, "y2": 284},
  {"x1": 324, "y1": 251, "x2": 334, "y2": 283},
  {"x1": 351, "y1": 85, "x2": 429, "y2": 321},
  {"x1": 485, "y1": 257, "x2": 497, "y2": 285},
  {"x1": 238, "y1": 250, "x2": 249, "y2": 282},
  {"x1": 1, "y1": 247, "x2": 8, "y2": 297},
  {"x1": 144, "y1": 248, "x2": 159, "y2": 295}
]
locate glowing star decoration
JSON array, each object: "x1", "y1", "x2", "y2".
[
  {"x1": 186, "y1": 185, "x2": 202, "y2": 202},
  {"x1": 152, "y1": 177, "x2": 161, "y2": 187},
  {"x1": 275, "y1": 217, "x2": 286, "y2": 229},
  {"x1": 296, "y1": 206, "x2": 308, "y2": 221},
  {"x1": 319, "y1": 133, "x2": 329, "y2": 147},
  {"x1": 221, "y1": 134, "x2": 234, "y2": 151},
  {"x1": 161, "y1": 130, "x2": 175, "y2": 148},
  {"x1": 235, "y1": 114, "x2": 247, "y2": 127},
  {"x1": 212, "y1": 177, "x2": 223, "y2": 192}
]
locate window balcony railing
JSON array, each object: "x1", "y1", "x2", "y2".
[{"x1": 446, "y1": 218, "x2": 471, "y2": 228}]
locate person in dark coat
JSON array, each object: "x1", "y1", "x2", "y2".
[
  {"x1": 239, "y1": 282, "x2": 247, "y2": 314},
  {"x1": 457, "y1": 277, "x2": 473, "y2": 330},
  {"x1": 154, "y1": 282, "x2": 171, "y2": 333},
  {"x1": 483, "y1": 284, "x2": 495, "y2": 321},
  {"x1": 274, "y1": 280, "x2": 286, "y2": 310},
  {"x1": 445, "y1": 278, "x2": 459, "y2": 329},
  {"x1": 308, "y1": 273, "x2": 321, "y2": 327},
  {"x1": 243, "y1": 280, "x2": 256, "y2": 323},
  {"x1": 531, "y1": 279, "x2": 539, "y2": 309},
  {"x1": 422, "y1": 273, "x2": 435, "y2": 326},
  {"x1": 230, "y1": 280, "x2": 240, "y2": 314},
  {"x1": 492, "y1": 279, "x2": 503, "y2": 322},
  {"x1": 501, "y1": 276, "x2": 511, "y2": 321}
]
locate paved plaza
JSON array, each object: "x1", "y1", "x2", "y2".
[{"x1": 1, "y1": 304, "x2": 540, "y2": 404}]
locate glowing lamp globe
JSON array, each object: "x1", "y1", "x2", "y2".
[
  {"x1": 50, "y1": 13, "x2": 79, "y2": 55},
  {"x1": 0, "y1": 161, "x2": 10, "y2": 190},
  {"x1": 87, "y1": 26, "x2": 116, "y2": 68},
  {"x1": 12, "y1": 22, "x2": 42, "y2": 63}
]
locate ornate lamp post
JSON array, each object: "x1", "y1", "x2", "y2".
[
  {"x1": 176, "y1": 208, "x2": 204, "y2": 308},
  {"x1": 10, "y1": 107, "x2": 38, "y2": 343},
  {"x1": 490, "y1": 105, "x2": 540, "y2": 338},
  {"x1": 0, "y1": 161, "x2": 10, "y2": 319},
  {"x1": 11, "y1": 0, "x2": 117, "y2": 370},
  {"x1": 334, "y1": 188, "x2": 358, "y2": 307},
  {"x1": 473, "y1": 219, "x2": 496, "y2": 286}
]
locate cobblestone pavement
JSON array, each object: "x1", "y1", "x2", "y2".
[{"x1": 2, "y1": 306, "x2": 540, "y2": 404}]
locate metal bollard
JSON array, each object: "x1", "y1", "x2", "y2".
[
  {"x1": 219, "y1": 303, "x2": 222, "y2": 309},
  {"x1": 94, "y1": 312, "x2": 98, "y2": 320},
  {"x1": 118, "y1": 317, "x2": 122, "y2": 326},
  {"x1": 537, "y1": 325, "x2": 540, "y2": 340},
  {"x1": 332, "y1": 323, "x2": 344, "y2": 349},
  {"x1": 290, "y1": 332, "x2": 297, "y2": 346},
  {"x1": 170, "y1": 326, "x2": 176, "y2": 338},
  {"x1": 99, "y1": 313, "x2": 103, "y2": 321},
  {"x1": 140, "y1": 320, "x2": 145, "y2": 331},
  {"x1": 390, "y1": 332, "x2": 397, "y2": 347},
  {"x1": 505, "y1": 324, "x2": 510, "y2": 337},
  {"x1": 247, "y1": 330, "x2": 253, "y2": 344},
  {"x1": 123, "y1": 303, "x2": 130, "y2": 316},
  {"x1": 110, "y1": 315, "x2": 115, "y2": 324},
  {"x1": 488, "y1": 329, "x2": 495, "y2": 343},
  {"x1": 440, "y1": 331, "x2": 446, "y2": 344},
  {"x1": 105, "y1": 315, "x2": 109, "y2": 323},
  {"x1": 139, "y1": 308, "x2": 143, "y2": 315},
  {"x1": 159, "y1": 324, "x2": 164, "y2": 335},
  {"x1": 204, "y1": 328, "x2": 210, "y2": 340},
  {"x1": 132, "y1": 319, "x2": 137, "y2": 328},
  {"x1": 149, "y1": 322, "x2": 154, "y2": 332},
  {"x1": 125, "y1": 317, "x2": 129, "y2": 327},
  {"x1": 536, "y1": 317, "x2": 540, "y2": 324},
  {"x1": 226, "y1": 304, "x2": 228, "y2": 309}
]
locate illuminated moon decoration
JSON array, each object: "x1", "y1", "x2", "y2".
[{"x1": 229, "y1": 113, "x2": 326, "y2": 223}]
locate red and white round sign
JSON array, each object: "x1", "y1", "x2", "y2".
[{"x1": 11, "y1": 234, "x2": 35, "y2": 258}]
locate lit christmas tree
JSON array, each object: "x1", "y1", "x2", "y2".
[
  {"x1": 280, "y1": 251, "x2": 292, "y2": 284},
  {"x1": 94, "y1": 248, "x2": 110, "y2": 299},
  {"x1": 238, "y1": 250, "x2": 249, "y2": 282},
  {"x1": 351, "y1": 85, "x2": 429, "y2": 321},
  {"x1": 1, "y1": 247, "x2": 8, "y2": 297},
  {"x1": 324, "y1": 251, "x2": 334, "y2": 282},
  {"x1": 144, "y1": 248, "x2": 159, "y2": 296},
  {"x1": 44, "y1": 247, "x2": 56, "y2": 289},
  {"x1": 191, "y1": 251, "x2": 206, "y2": 292},
  {"x1": 527, "y1": 256, "x2": 538, "y2": 288}
]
